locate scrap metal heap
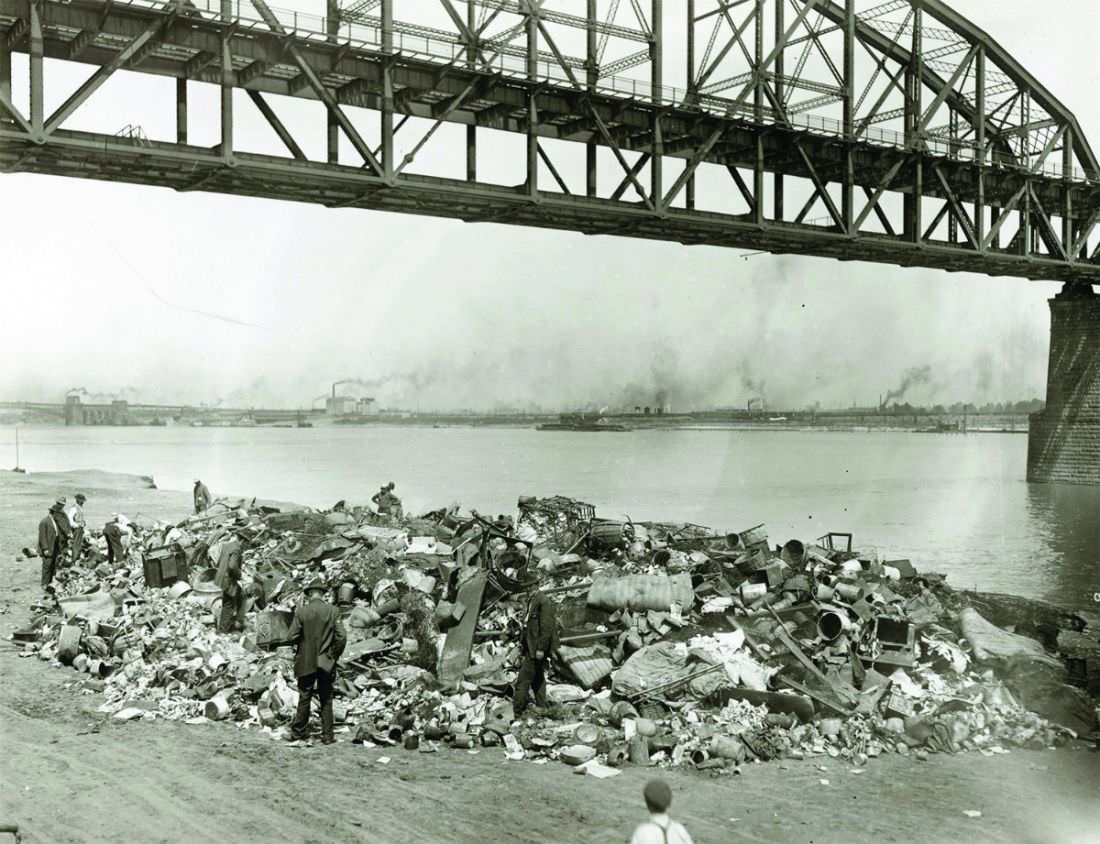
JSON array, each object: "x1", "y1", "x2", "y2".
[{"x1": 14, "y1": 491, "x2": 1100, "y2": 772}]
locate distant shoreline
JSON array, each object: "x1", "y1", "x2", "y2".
[{"x1": 0, "y1": 416, "x2": 1031, "y2": 434}]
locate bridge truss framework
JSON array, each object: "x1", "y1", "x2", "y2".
[{"x1": 0, "y1": 0, "x2": 1098, "y2": 283}]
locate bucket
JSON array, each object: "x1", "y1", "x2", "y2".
[
  {"x1": 451, "y1": 734, "x2": 474, "y2": 749},
  {"x1": 387, "y1": 725, "x2": 404, "y2": 744},
  {"x1": 205, "y1": 694, "x2": 231, "y2": 720},
  {"x1": 88, "y1": 658, "x2": 111, "y2": 677},
  {"x1": 424, "y1": 725, "x2": 447, "y2": 740},
  {"x1": 834, "y1": 582, "x2": 862, "y2": 601},
  {"x1": 817, "y1": 606, "x2": 853, "y2": 641},
  {"x1": 336, "y1": 581, "x2": 357, "y2": 604},
  {"x1": 628, "y1": 735, "x2": 650, "y2": 764},
  {"x1": 73, "y1": 653, "x2": 89, "y2": 672},
  {"x1": 167, "y1": 581, "x2": 192, "y2": 599},
  {"x1": 740, "y1": 582, "x2": 768, "y2": 602},
  {"x1": 781, "y1": 540, "x2": 806, "y2": 566},
  {"x1": 881, "y1": 565, "x2": 901, "y2": 581},
  {"x1": 403, "y1": 734, "x2": 420, "y2": 751},
  {"x1": 814, "y1": 584, "x2": 836, "y2": 601},
  {"x1": 690, "y1": 748, "x2": 710, "y2": 766},
  {"x1": 708, "y1": 735, "x2": 745, "y2": 761}
]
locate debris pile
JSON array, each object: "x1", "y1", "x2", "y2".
[{"x1": 13, "y1": 491, "x2": 1100, "y2": 771}]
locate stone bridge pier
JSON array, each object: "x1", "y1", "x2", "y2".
[{"x1": 1027, "y1": 284, "x2": 1100, "y2": 484}]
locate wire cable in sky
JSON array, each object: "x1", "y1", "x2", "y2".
[{"x1": 92, "y1": 225, "x2": 280, "y2": 331}]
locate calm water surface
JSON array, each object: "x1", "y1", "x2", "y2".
[{"x1": 4, "y1": 425, "x2": 1097, "y2": 608}]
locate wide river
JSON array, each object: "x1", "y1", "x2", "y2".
[{"x1": 4, "y1": 425, "x2": 1098, "y2": 608}]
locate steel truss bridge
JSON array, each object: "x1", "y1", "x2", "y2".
[{"x1": 1, "y1": 0, "x2": 1099, "y2": 283}]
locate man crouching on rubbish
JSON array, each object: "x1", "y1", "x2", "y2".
[
  {"x1": 286, "y1": 579, "x2": 346, "y2": 745},
  {"x1": 513, "y1": 589, "x2": 560, "y2": 718}
]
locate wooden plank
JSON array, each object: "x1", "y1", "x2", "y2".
[
  {"x1": 765, "y1": 605, "x2": 858, "y2": 704},
  {"x1": 437, "y1": 572, "x2": 487, "y2": 689},
  {"x1": 776, "y1": 676, "x2": 852, "y2": 716}
]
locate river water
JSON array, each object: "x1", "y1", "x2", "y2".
[{"x1": 4, "y1": 425, "x2": 1098, "y2": 608}]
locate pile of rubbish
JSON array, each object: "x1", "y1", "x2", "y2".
[{"x1": 14, "y1": 491, "x2": 1100, "y2": 773}]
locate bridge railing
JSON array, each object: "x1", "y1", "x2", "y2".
[{"x1": 96, "y1": 0, "x2": 1098, "y2": 183}]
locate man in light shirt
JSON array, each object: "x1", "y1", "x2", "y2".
[
  {"x1": 66, "y1": 493, "x2": 87, "y2": 566},
  {"x1": 630, "y1": 780, "x2": 693, "y2": 844}
]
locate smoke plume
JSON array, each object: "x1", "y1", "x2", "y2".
[{"x1": 881, "y1": 365, "x2": 934, "y2": 406}]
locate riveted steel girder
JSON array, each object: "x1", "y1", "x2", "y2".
[{"x1": 0, "y1": 0, "x2": 1097, "y2": 282}]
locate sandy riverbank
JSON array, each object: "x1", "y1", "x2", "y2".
[{"x1": 1, "y1": 469, "x2": 1097, "y2": 844}]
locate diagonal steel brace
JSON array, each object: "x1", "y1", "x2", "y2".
[{"x1": 251, "y1": 0, "x2": 382, "y2": 175}]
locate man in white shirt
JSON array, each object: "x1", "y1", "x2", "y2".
[
  {"x1": 66, "y1": 493, "x2": 87, "y2": 566},
  {"x1": 630, "y1": 780, "x2": 693, "y2": 844}
]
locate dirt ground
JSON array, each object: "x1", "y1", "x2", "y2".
[{"x1": 1, "y1": 469, "x2": 1098, "y2": 844}]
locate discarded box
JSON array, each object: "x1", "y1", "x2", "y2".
[{"x1": 255, "y1": 609, "x2": 295, "y2": 649}]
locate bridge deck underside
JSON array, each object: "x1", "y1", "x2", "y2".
[{"x1": 0, "y1": 128, "x2": 1091, "y2": 282}]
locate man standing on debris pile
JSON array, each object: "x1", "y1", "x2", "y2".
[
  {"x1": 66, "y1": 493, "x2": 87, "y2": 566},
  {"x1": 37, "y1": 500, "x2": 63, "y2": 590},
  {"x1": 193, "y1": 479, "x2": 212, "y2": 514},
  {"x1": 286, "y1": 578, "x2": 346, "y2": 745},
  {"x1": 372, "y1": 482, "x2": 402, "y2": 518},
  {"x1": 513, "y1": 589, "x2": 560, "y2": 717},
  {"x1": 103, "y1": 515, "x2": 126, "y2": 564},
  {"x1": 214, "y1": 520, "x2": 248, "y2": 633},
  {"x1": 52, "y1": 497, "x2": 72, "y2": 561}
]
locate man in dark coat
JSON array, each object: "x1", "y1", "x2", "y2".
[
  {"x1": 103, "y1": 516, "x2": 126, "y2": 564},
  {"x1": 214, "y1": 529, "x2": 246, "y2": 633},
  {"x1": 513, "y1": 590, "x2": 560, "y2": 717},
  {"x1": 51, "y1": 497, "x2": 72, "y2": 562},
  {"x1": 193, "y1": 479, "x2": 212, "y2": 514},
  {"x1": 37, "y1": 501, "x2": 63, "y2": 589},
  {"x1": 286, "y1": 578, "x2": 346, "y2": 744}
]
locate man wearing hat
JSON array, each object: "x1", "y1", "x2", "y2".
[
  {"x1": 103, "y1": 515, "x2": 126, "y2": 564},
  {"x1": 66, "y1": 493, "x2": 87, "y2": 566},
  {"x1": 371, "y1": 482, "x2": 402, "y2": 518},
  {"x1": 51, "y1": 496, "x2": 72, "y2": 560},
  {"x1": 286, "y1": 578, "x2": 346, "y2": 744},
  {"x1": 193, "y1": 479, "x2": 212, "y2": 515},
  {"x1": 214, "y1": 517, "x2": 250, "y2": 633},
  {"x1": 512, "y1": 589, "x2": 560, "y2": 717},
  {"x1": 630, "y1": 779, "x2": 693, "y2": 844},
  {"x1": 37, "y1": 500, "x2": 64, "y2": 590}
]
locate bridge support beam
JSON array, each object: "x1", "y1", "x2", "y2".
[{"x1": 1027, "y1": 283, "x2": 1100, "y2": 485}]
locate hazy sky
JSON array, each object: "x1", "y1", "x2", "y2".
[{"x1": 1, "y1": 1, "x2": 1097, "y2": 411}]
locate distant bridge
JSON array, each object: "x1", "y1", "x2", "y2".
[
  {"x1": 0, "y1": 399, "x2": 318, "y2": 425},
  {"x1": 0, "y1": 0, "x2": 1098, "y2": 282}
]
